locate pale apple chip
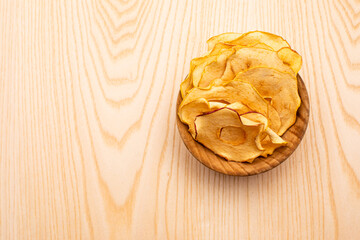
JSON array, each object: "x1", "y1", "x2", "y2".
[
  {"x1": 180, "y1": 57, "x2": 217, "y2": 97},
  {"x1": 229, "y1": 31, "x2": 290, "y2": 51},
  {"x1": 233, "y1": 42, "x2": 273, "y2": 51},
  {"x1": 277, "y1": 47, "x2": 302, "y2": 74},
  {"x1": 239, "y1": 113, "x2": 286, "y2": 153},
  {"x1": 260, "y1": 128, "x2": 287, "y2": 157},
  {"x1": 180, "y1": 56, "x2": 208, "y2": 97},
  {"x1": 233, "y1": 67, "x2": 301, "y2": 135},
  {"x1": 228, "y1": 47, "x2": 295, "y2": 77},
  {"x1": 178, "y1": 98, "x2": 227, "y2": 137},
  {"x1": 181, "y1": 47, "x2": 235, "y2": 97},
  {"x1": 199, "y1": 44, "x2": 276, "y2": 88},
  {"x1": 207, "y1": 33, "x2": 243, "y2": 51},
  {"x1": 194, "y1": 108, "x2": 265, "y2": 162},
  {"x1": 206, "y1": 31, "x2": 290, "y2": 51},
  {"x1": 225, "y1": 102, "x2": 251, "y2": 114},
  {"x1": 211, "y1": 41, "x2": 273, "y2": 52},
  {"x1": 197, "y1": 48, "x2": 235, "y2": 88},
  {"x1": 180, "y1": 47, "x2": 225, "y2": 97},
  {"x1": 239, "y1": 113, "x2": 269, "y2": 150},
  {"x1": 208, "y1": 42, "x2": 235, "y2": 55},
  {"x1": 221, "y1": 60, "x2": 236, "y2": 82}
]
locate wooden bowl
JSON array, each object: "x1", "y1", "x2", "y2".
[{"x1": 176, "y1": 75, "x2": 310, "y2": 176}]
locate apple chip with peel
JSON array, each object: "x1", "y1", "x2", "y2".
[
  {"x1": 180, "y1": 57, "x2": 207, "y2": 97},
  {"x1": 207, "y1": 33, "x2": 243, "y2": 51},
  {"x1": 180, "y1": 55, "x2": 217, "y2": 97},
  {"x1": 228, "y1": 47, "x2": 295, "y2": 76},
  {"x1": 208, "y1": 42, "x2": 236, "y2": 55},
  {"x1": 181, "y1": 47, "x2": 235, "y2": 97},
  {"x1": 239, "y1": 112, "x2": 269, "y2": 150},
  {"x1": 196, "y1": 49, "x2": 235, "y2": 88},
  {"x1": 194, "y1": 108, "x2": 285, "y2": 162},
  {"x1": 233, "y1": 67, "x2": 301, "y2": 135},
  {"x1": 228, "y1": 31, "x2": 290, "y2": 51},
  {"x1": 178, "y1": 98, "x2": 228, "y2": 137},
  {"x1": 259, "y1": 128, "x2": 288, "y2": 157},
  {"x1": 207, "y1": 31, "x2": 290, "y2": 52},
  {"x1": 194, "y1": 108, "x2": 264, "y2": 162},
  {"x1": 239, "y1": 112, "x2": 287, "y2": 152},
  {"x1": 180, "y1": 46, "x2": 228, "y2": 98},
  {"x1": 277, "y1": 47, "x2": 302, "y2": 74},
  {"x1": 198, "y1": 44, "x2": 272, "y2": 88},
  {"x1": 181, "y1": 100, "x2": 251, "y2": 138}
]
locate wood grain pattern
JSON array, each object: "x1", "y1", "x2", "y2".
[
  {"x1": 176, "y1": 75, "x2": 310, "y2": 176},
  {"x1": 1, "y1": 0, "x2": 360, "y2": 239}
]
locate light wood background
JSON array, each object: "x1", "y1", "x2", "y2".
[{"x1": 1, "y1": 0, "x2": 359, "y2": 239}]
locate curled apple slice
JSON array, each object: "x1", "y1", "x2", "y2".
[
  {"x1": 234, "y1": 67, "x2": 301, "y2": 135},
  {"x1": 194, "y1": 108, "x2": 265, "y2": 162},
  {"x1": 197, "y1": 49, "x2": 235, "y2": 88},
  {"x1": 260, "y1": 128, "x2": 287, "y2": 157},
  {"x1": 178, "y1": 98, "x2": 228, "y2": 137},
  {"x1": 277, "y1": 47, "x2": 302, "y2": 74},
  {"x1": 229, "y1": 31, "x2": 290, "y2": 51},
  {"x1": 207, "y1": 32, "x2": 243, "y2": 51},
  {"x1": 206, "y1": 31, "x2": 290, "y2": 52},
  {"x1": 228, "y1": 47, "x2": 295, "y2": 78}
]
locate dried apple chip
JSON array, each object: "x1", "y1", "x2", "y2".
[
  {"x1": 196, "y1": 49, "x2": 235, "y2": 88},
  {"x1": 260, "y1": 128, "x2": 287, "y2": 157},
  {"x1": 178, "y1": 98, "x2": 227, "y2": 137},
  {"x1": 198, "y1": 45, "x2": 278, "y2": 89},
  {"x1": 207, "y1": 31, "x2": 291, "y2": 51},
  {"x1": 208, "y1": 42, "x2": 235, "y2": 55},
  {"x1": 277, "y1": 47, "x2": 302, "y2": 74},
  {"x1": 228, "y1": 47, "x2": 295, "y2": 77},
  {"x1": 194, "y1": 108, "x2": 265, "y2": 162},
  {"x1": 180, "y1": 56, "x2": 208, "y2": 97},
  {"x1": 233, "y1": 67, "x2": 301, "y2": 135},
  {"x1": 239, "y1": 112, "x2": 269, "y2": 150},
  {"x1": 229, "y1": 31, "x2": 290, "y2": 51},
  {"x1": 207, "y1": 33, "x2": 242, "y2": 51},
  {"x1": 181, "y1": 47, "x2": 235, "y2": 97},
  {"x1": 233, "y1": 42, "x2": 273, "y2": 51}
]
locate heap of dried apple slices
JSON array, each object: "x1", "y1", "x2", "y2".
[{"x1": 178, "y1": 31, "x2": 302, "y2": 163}]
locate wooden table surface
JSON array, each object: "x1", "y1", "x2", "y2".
[{"x1": 1, "y1": 0, "x2": 360, "y2": 239}]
